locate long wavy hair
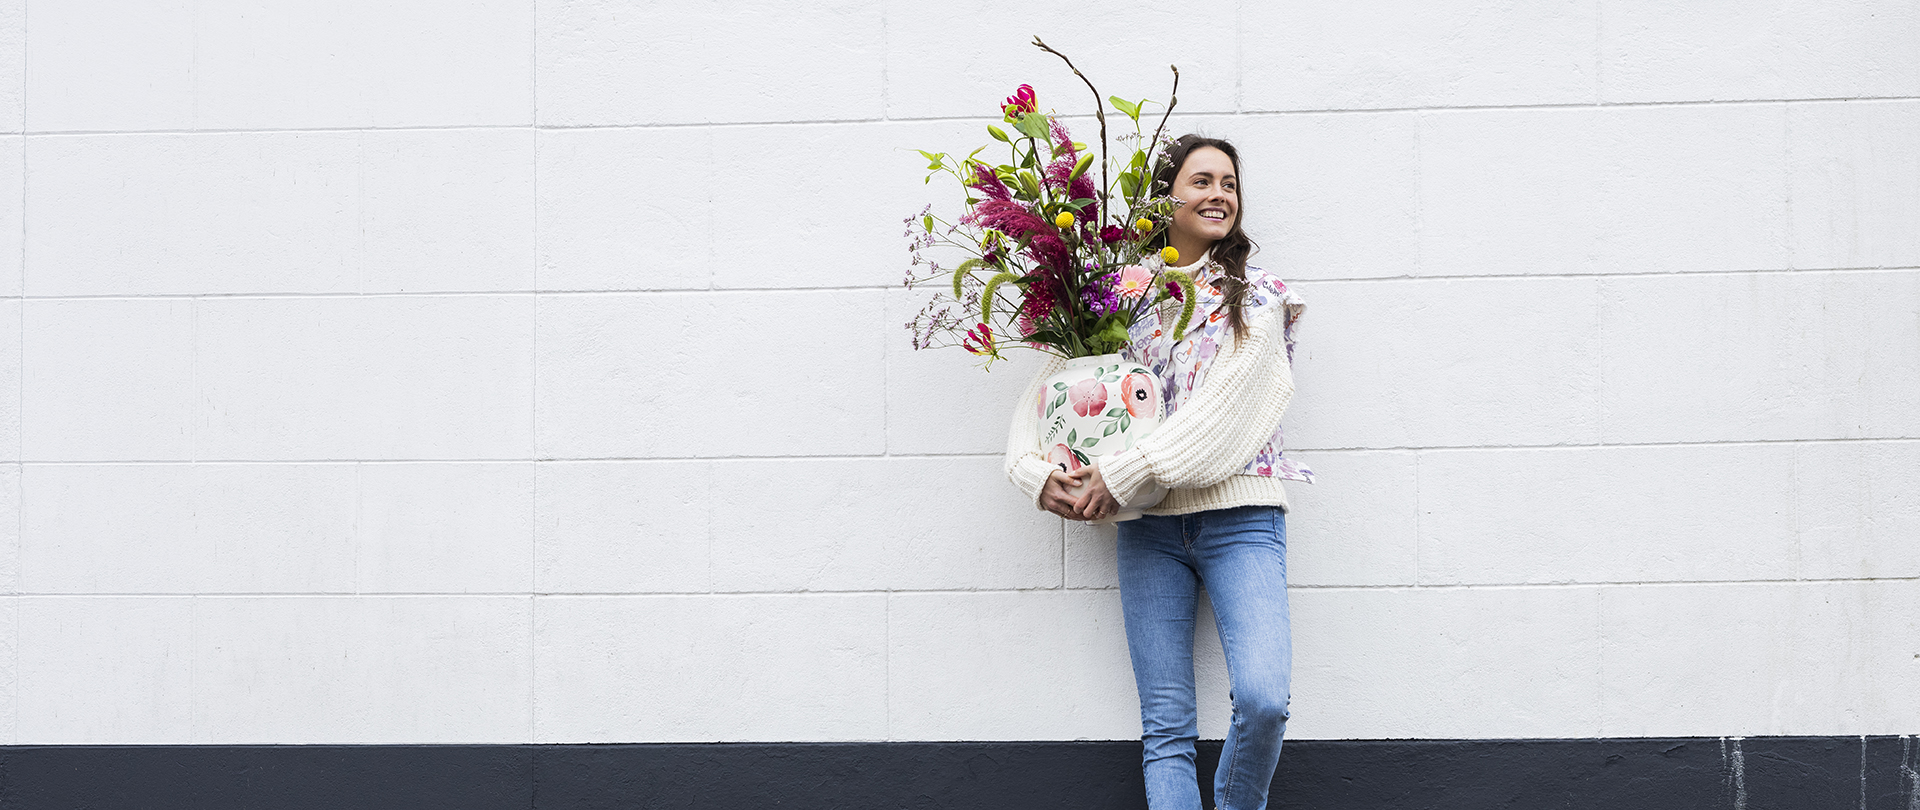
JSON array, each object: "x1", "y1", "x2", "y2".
[{"x1": 1152, "y1": 134, "x2": 1257, "y2": 340}]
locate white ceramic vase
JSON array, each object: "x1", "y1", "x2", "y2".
[{"x1": 1035, "y1": 352, "x2": 1168, "y2": 523}]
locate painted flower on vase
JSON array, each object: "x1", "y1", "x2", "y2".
[
  {"x1": 1067, "y1": 378, "x2": 1108, "y2": 417},
  {"x1": 1121, "y1": 372, "x2": 1156, "y2": 419},
  {"x1": 1047, "y1": 443, "x2": 1083, "y2": 472}
]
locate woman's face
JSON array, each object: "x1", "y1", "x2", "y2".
[{"x1": 1167, "y1": 145, "x2": 1239, "y2": 252}]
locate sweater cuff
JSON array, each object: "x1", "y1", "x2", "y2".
[
  {"x1": 1009, "y1": 455, "x2": 1057, "y2": 510},
  {"x1": 1098, "y1": 447, "x2": 1160, "y2": 508}
]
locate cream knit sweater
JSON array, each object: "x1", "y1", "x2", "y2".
[{"x1": 1002, "y1": 303, "x2": 1298, "y2": 516}]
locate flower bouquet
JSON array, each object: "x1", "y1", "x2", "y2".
[
  {"x1": 902, "y1": 38, "x2": 1198, "y2": 364},
  {"x1": 902, "y1": 39, "x2": 1194, "y2": 518}
]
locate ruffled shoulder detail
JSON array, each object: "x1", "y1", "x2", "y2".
[{"x1": 1243, "y1": 265, "x2": 1304, "y2": 357}]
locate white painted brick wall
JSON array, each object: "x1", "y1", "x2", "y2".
[{"x1": 3, "y1": 1, "x2": 1915, "y2": 746}]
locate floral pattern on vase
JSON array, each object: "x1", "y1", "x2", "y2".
[{"x1": 1036, "y1": 353, "x2": 1166, "y2": 522}]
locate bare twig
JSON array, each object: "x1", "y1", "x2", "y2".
[
  {"x1": 1031, "y1": 37, "x2": 1108, "y2": 233},
  {"x1": 1144, "y1": 65, "x2": 1181, "y2": 200}
]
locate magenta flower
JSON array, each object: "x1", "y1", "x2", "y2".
[
  {"x1": 1165, "y1": 280, "x2": 1185, "y2": 302},
  {"x1": 1003, "y1": 84, "x2": 1038, "y2": 122},
  {"x1": 961, "y1": 323, "x2": 994, "y2": 355},
  {"x1": 1100, "y1": 225, "x2": 1126, "y2": 243}
]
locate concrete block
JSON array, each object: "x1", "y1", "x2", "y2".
[
  {"x1": 357, "y1": 463, "x2": 534, "y2": 593},
  {"x1": 710, "y1": 120, "x2": 976, "y2": 290},
  {"x1": 536, "y1": 0, "x2": 883, "y2": 126},
  {"x1": 1599, "y1": 580, "x2": 1920, "y2": 736},
  {"x1": 20, "y1": 463, "x2": 358, "y2": 594},
  {"x1": 196, "y1": 296, "x2": 535, "y2": 460},
  {"x1": 1793, "y1": 440, "x2": 1920, "y2": 581},
  {"x1": 536, "y1": 127, "x2": 713, "y2": 292},
  {"x1": 1288, "y1": 586, "x2": 1603, "y2": 739},
  {"x1": 0, "y1": 136, "x2": 20, "y2": 295},
  {"x1": 883, "y1": 5, "x2": 1235, "y2": 119},
  {"x1": 1419, "y1": 105, "x2": 1789, "y2": 276},
  {"x1": 1284, "y1": 277, "x2": 1603, "y2": 449},
  {"x1": 1599, "y1": 270, "x2": 1920, "y2": 443},
  {"x1": 536, "y1": 290, "x2": 885, "y2": 458},
  {"x1": 1789, "y1": 100, "x2": 1920, "y2": 270},
  {"x1": 0, "y1": 0, "x2": 20, "y2": 132},
  {"x1": 534, "y1": 460, "x2": 710, "y2": 594},
  {"x1": 29, "y1": 0, "x2": 532, "y2": 131},
  {"x1": 710, "y1": 457, "x2": 1060, "y2": 592},
  {"x1": 887, "y1": 590, "x2": 1139, "y2": 740},
  {"x1": 534, "y1": 594, "x2": 886, "y2": 742},
  {"x1": 1286, "y1": 450, "x2": 1418, "y2": 587},
  {"x1": 1064, "y1": 520, "x2": 1115, "y2": 590},
  {"x1": 1243, "y1": 0, "x2": 1598, "y2": 111},
  {"x1": 29, "y1": 130, "x2": 533, "y2": 296},
  {"x1": 1601, "y1": 0, "x2": 1920, "y2": 103},
  {"x1": 191, "y1": 596, "x2": 532, "y2": 743},
  {"x1": 0, "y1": 300, "x2": 17, "y2": 459},
  {"x1": 0, "y1": 466, "x2": 15, "y2": 595},
  {"x1": 1419, "y1": 445, "x2": 1797, "y2": 586},
  {"x1": 23, "y1": 299, "x2": 194, "y2": 461},
  {"x1": 16, "y1": 596, "x2": 194, "y2": 743},
  {"x1": 23, "y1": 0, "x2": 194, "y2": 132},
  {"x1": 1232, "y1": 112, "x2": 1421, "y2": 281},
  {"x1": 884, "y1": 287, "x2": 1046, "y2": 456}
]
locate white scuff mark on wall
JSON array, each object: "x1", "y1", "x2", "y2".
[
  {"x1": 1889, "y1": 736, "x2": 1912, "y2": 810},
  {"x1": 1721, "y1": 737, "x2": 1748, "y2": 810}
]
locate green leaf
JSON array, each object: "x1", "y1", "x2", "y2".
[
  {"x1": 988, "y1": 125, "x2": 1010, "y2": 143},
  {"x1": 1132, "y1": 150, "x2": 1149, "y2": 169},
  {"x1": 1081, "y1": 436, "x2": 1099, "y2": 448},
  {"x1": 1014, "y1": 113, "x2": 1051, "y2": 140},
  {"x1": 1108, "y1": 96, "x2": 1139, "y2": 119},
  {"x1": 1067, "y1": 428, "x2": 1078, "y2": 446},
  {"x1": 922, "y1": 215, "x2": 934, "y2": 233},
  {"x1": 1051, "y1": 392, "x2": 1067, "y2": 410},
  {"x1": 1120, "y1": 413, "x2": 1132, "y2": 431},
  {"x1": 1105, "y1": 407, "x2": 1123, "y2": 417},
  {"x1": 1120, "y1": 173, "x2": 1139, "y2": 198},
  {"x1": 1102, "y1": 422, "x2": 1120, "y2": 437},
  {"x1": 1053, "y1": 382, "x2": 1068, "y2": 390}
]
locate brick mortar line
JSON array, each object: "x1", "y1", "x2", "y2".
[
  {"x1": 19, "y1": 265, "x2": 1918, "y2": 301},
  {"x1": 15, "y1": 436, "x2": 1920, "y2": 465},
  {"x1": 7, "y1": 577, "x2": 1917, "y2": 599},
  {"x1": 21, "y1": 95, "x2": 1917, "y2": 137}
]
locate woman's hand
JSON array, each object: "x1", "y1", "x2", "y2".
[
  {"x1": 1039, "y1": 470, "x2": 1084, "y2": 519},
  {"x1": 1068, "y1": 466, "x2": 1120, "y2": 521}
]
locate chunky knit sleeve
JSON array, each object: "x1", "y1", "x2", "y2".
[
  {"x1": 1004, "y1": 353, "x2": 1071, "y2": 508},
  {"x1": 1098, "y1": 307, "x2": 1295, "y2": 508}
]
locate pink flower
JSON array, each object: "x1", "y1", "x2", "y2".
[
  {"x1": 1165, "y1": 280, "x2": 1185, "y2": 302},
  {"x1": 1068, "y1": 378, "x2": 1107, "y2": 417},
  {"x1": 1003, "y1": 84, "x2": 1038, "y2": 122},
  {"x1": 1121, "y1": 372, "x2": 1156, "y2": 418},
  {"x1": 1114, "y1": 265, "x2": 1154, "y2": 300},
  {"x1": 1047, "y1": 443, "x2": 1083, "y2": 473}
]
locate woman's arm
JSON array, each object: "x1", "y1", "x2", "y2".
[
  {"x1": 1097, "y1": 307, "x2": 1295, "y2": 507},
  {"x1": 1004, "y1": 353, "x2": 1071, "y2": 508}
]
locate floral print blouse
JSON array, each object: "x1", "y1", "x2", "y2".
[{"x1": 1123, "y1": 258, "x2": 1314, "y2": 483}]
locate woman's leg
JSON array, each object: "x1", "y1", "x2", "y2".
[
  {"x1": 1190, "y1": 506, "x2": 1291, "y2": 810},
  {"x1": 1117, "y1": 513, "x2": 1203, "y2": 810}
]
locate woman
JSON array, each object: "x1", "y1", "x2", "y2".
[{"x1": 1003, "y1": 134, "x2": 1309, "y2": 810}]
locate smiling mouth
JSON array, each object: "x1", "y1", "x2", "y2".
[{"x1": 1199, "y1": 209, "x2": 1230, "y2": 222}]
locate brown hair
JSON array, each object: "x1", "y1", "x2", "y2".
[{"x1": 1152, "y1": 134, "x2": 1257, "y2": 340}]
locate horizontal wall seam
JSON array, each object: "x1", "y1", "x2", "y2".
[
  {"x1": 25, "y1": 94, "x2": 1914, "y2": 136},
  {"x1": 16, "y1": 436, "x2": 1920, "y2": 466},
  {"x1": 18, "y1": 266, "x2": 1918, "y2": 301},
  {"x1": 9, "y1": 577, "x2": 1916, "y2": 598}
]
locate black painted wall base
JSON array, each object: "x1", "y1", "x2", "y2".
[{"x1": 2, "y1": 737, "x2": 1915, "y2": 809}]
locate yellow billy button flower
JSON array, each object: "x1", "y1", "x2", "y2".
[
  {"x1": 1054, "y1": 211, "x2": 1076, "y2": 229},
  {"x1": 1135, "y1": 217, "x2": 1153, "y2": 233},
  {"x1": 1161, "y1": 246, "x2": 1180, "y2": 264}
]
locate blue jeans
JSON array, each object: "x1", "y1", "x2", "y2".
[{"x1": 1117, "y1": 505, "x2": 1291, "y2": 810}]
